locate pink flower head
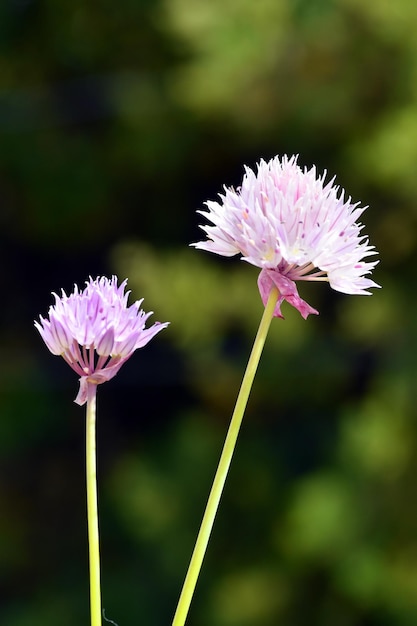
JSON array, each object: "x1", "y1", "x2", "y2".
[
  {"x1": 35, "y1": 276, "x2": 169, "y2": 405},
  {"x1": 193, "y1": 155, "x2": 380, "y2": 318}
]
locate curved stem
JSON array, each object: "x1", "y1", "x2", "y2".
[
  {"x1": 86, "y1": 382, "x2": 102, "y2": 626},
  {"x1": 172, "y1": 287, "x2": 279, "y2": 626}
]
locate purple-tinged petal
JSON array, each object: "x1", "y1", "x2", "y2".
[
  {"x1": 96, "y1": 327, "x2": 115, "y2": 356},
  {"x1": 34, "y1": 317, "x2": 63, "y2": 355},
  {"x1": 134, "y1": 321, "x2": 170, "y2": 348},
  {"x1": 49, "y1": 315, "x2": 71, "y2": 351},
  {"x1": 115, "y1": 332, "x2": 140, "y2": 358},
  {"x1": 34, "y1": 319, "x2": 52, "y2": 350}
]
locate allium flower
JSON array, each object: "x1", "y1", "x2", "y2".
[
  {"x1": 193, "y1": 155, "x2": 380, "y2": 318},
  {"x1": 35, "y1": 276, "x2": 169, "y2": 405}
]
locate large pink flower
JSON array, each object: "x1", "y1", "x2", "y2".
[
  {"x1": 35, "y1": 276, "x2": 169, "y2": 405},
  {"x1": 193, "y1": 155, "x2": 380, "y2": 318}
]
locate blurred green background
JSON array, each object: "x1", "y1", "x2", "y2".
[{"x1": 0, "y1": 0, "x2": 415, "y2": 624}]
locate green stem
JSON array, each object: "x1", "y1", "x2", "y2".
[
  {"x1": 172, "y1": 286, "x2": 279, "y2": 626},
  {"x1": 86, "y1": 382, "x2": 102, "y2": 626}
]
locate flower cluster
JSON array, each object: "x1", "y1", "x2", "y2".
[
  {"x1": 193, "y1": 155, "x2": 379, "y2": 318},
  {"x1": 35, "y1": 276, "x2": 168, "y2": 405}
]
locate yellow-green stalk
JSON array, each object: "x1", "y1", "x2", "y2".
[
  {"x1": 172, "y1": 287, "x2": 279, "y2": 626},
  {"x1": 86, "y1": 383, "x2": 102, "y2": 626}
]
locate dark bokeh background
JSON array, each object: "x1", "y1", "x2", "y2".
[{"x1": 1, "y1": 1, "x2": 416, "y2": 624}]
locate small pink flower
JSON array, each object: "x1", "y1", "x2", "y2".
[
  {"x1": 35, "y1": 276, "x2": 169, "y2": 405},
  {"x1": 193, "y1": 155, "x2": 380, "y2": 318}
]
